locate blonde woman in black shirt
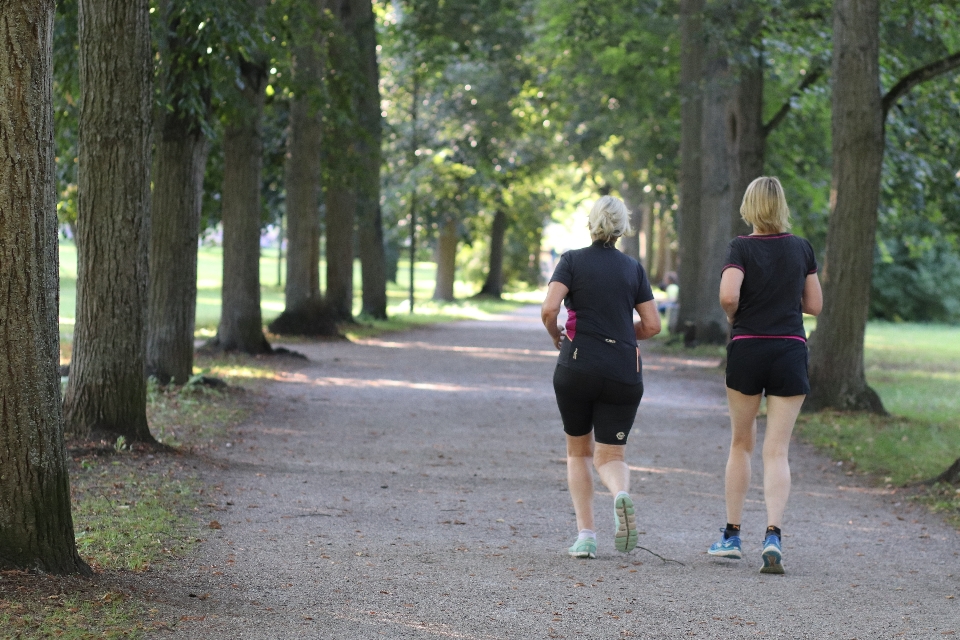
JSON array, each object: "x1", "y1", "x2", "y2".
[
  {"x1": 542, "y1": 196, "x2": 661, "y2": 559},
  {"x1": 708, "y1": 176, "x2": 822, "y2": 574}
]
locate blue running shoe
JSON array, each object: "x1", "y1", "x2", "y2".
[
  {"x1": 613, "y1": 492, "x2": 637, "y2": 553},
  {"x1": 760, "y1": 534, "x2": 784, "y2": 574},
  {"x1": 708, "y1": 528, "x2": 742, "y2": 559}
]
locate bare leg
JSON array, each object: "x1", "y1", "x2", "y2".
[
  {"x1": 566, "y1": 434, "x2": 595, "y2": 531},
  {"x1": 762, "y1": 395, "x2": 806, "y2": 528},
  {"x1": 594, "y1": 443, "x2": 629, "y2": 496},
  {"x1": 725, "y1": 389, "x2": 761, "y2": 525}
]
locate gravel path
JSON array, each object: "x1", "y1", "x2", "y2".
[{"x1": 153, "y1": 306, "x2": 959, "y2": 638}]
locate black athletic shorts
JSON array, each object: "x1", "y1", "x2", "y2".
[
  {"x1": 553, "y1": 364, "x2": 644, "y2": 445},
  {"x1": 725, "y1": 338, "x2": 810, "y2": 397}
]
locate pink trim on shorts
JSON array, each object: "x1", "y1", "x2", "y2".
[{"x1": 732, "y1": 334, "x2": 806, "y2": 342}]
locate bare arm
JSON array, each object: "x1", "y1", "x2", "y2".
[
  {"x1": 541, "y1": 281, "x2": 569, "y2": 350},
  {"x1": 801, "y1": 273, "x2": 823, "y2": 316},
  {"x1": 634, "y1": 299, "x2": 661, "y2": 340},
  {"x1": 719, "y1": 268, "x2": 744, "y2": 324}
]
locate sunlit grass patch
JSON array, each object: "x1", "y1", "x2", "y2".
[
  {"x1": 70, "y1": 460, "x2": 199, "y2": 572},
  {"x1": 795, "y1": 411, "x2": 960, "y2": 486}
]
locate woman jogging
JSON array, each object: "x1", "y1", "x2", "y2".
[
  {"x1": 541, "y1": 196, "x2": 661, "y2": 559},
  {"x1": 708, "y1": 176, "x2": 822, "y2": 574}
]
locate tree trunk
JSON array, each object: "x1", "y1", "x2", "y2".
[
  {"x1": 806, "y1": 0, "x2": 886, "y2": 413},
  {"x1": 676, "y1": 0, "x2": 705, "y2": 341},
  {"x1": 283, "y1": 43, "x2": 322, "y2": 312},
  {"x1": 730, "y1": 54, "x2": 764, "y2": 237},
  {"x1": 213, "y1": 2, "x2": 271, "y2": 354},
  {"x1": 695, "y1": 48, "x2": 734, "y2": 345},
  {"x1": 478, "y1": 208, "x2": 507, "y2": 298},
  {"x1": 433, "y1": 216, "x2": 458, "y2": 301},
  {"x1": 64, "y1": 0, "x2": 155, "y2": 442},
  {"x1": 353, "y1": 0, "x2": 388, "y2": 320},
  {"x1": 325, "y1": 184, "x2": 356, "y2": 319},
  {"x1": 0, "y1": 0, "x2": 90, "y2": 575},
  {"x1": 147, "y1": 113, "x2": 209, "y2": 384},
  {"x1": 619, "y1": 186, "x2": 641, "y2": 261}
]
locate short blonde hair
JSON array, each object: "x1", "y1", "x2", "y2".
[
  {"x1": 740, "y1": 176, "x2": 791, "y2": 234},
  {"x1": 588, "y1": 195, "x2": 632, "y2": 243}
]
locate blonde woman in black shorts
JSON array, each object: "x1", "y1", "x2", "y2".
[
  {"x1": 541, "y1": 196, "x2": 661, "y2": 559},
  {"x1": 708, "y1": 176, "x2": 822, "y2": 574}
]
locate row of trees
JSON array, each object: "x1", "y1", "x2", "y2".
[{"x1": 2, "y1": 0, "x2": 958, "y2": 573}]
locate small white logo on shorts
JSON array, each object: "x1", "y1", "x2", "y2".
[{"x1": 616, "y1": 432, "x2": 626, "y2": 441}]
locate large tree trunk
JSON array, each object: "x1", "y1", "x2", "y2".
[
  {"x1": 0, "y1": 0, "x2": 90, "y2": 575},
  {"x1": 675, "y1": 0, "x2": 705, "y2": 341},
  {"x1": 353, "y1": 0, "x2": 388, "y2": 319},
  {"x1": 806, "y1": 0, "x2": 886, "y2": 413},
  {"x1": 433, "y1": 216, "x2": 458, "y2": 301},
  {"x1": 64, "y1": 0, "x2": 155, "y2": 442},
  {"x1": 325, "y1": 184, "x2": 356, "y2": 319},
  {"x1": 730, "y1": 54, "x2": 764, "y2": 237},
  {"x1": 478, "y1": 208, "x2": 507, "y2": 298},
  {"x1": 148, "y1": 121, "x2": 208, "y2": 384},
  {"x1": 284, "y1": 56, "x2": 322, "y2": 312},
  {"x1": 694, "y1": 48, "x2": 734, "y2": 345},
  {"x1": 213, "y1": 2, "x2": 272, "y2": 354}
]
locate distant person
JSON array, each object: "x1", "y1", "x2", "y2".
[
  {"x1": 657, "y1": 271, "x2": 679, "y2": 315},
  {"x1": 541, "y1": 196, "x2": 662, "y2": 559},
  {"x1": 708, "y1": 176, "x2": 822, "y2": 574}
]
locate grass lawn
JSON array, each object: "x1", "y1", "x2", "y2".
[{"x1": 58, "y1": 242, "x2": 536, "y2": 343}]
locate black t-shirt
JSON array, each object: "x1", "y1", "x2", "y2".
[
  {"x1": 549, "y1": 240, "x2": 655, "y2": 384},
  {"x1": 722, "y1": 233, "x2": 818, "y2": 340}
]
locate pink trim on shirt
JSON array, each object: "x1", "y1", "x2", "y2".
[
  {"x1": 732, "y1": 334, "x2": 806, "y2": 342},
  {"x1": 737, "y1": 233, "x2": 793, "y2": 240},
  {"x1": 565, "y1": 308, "x2": 577, "y2": 341},
  {"x1": 807, "y1": 268, "x2": 818, "y2": 274},
  {"x1": 722, "y1": 263, "x2": 745, "y2": 273}
]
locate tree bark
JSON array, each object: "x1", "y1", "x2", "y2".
[
  {"x1": 695, "y1": 48, "x2": 734, "y2": 345},
  {"x1": 0, "y1": 0, "x2": 90, "y2": 575},
  {"x1": 676, "y1": 0, "x2": 705, "y2": 340},
  {"x1": 325, "y1": 184, "x2": 356, "y2": 319},
  {"x1": 283, "y1": 40, "x2": 323, "y2": 312},
  {"x1": 64, "y1": 0, "x2": 155, "y2": 442},
  {"x1": 148, "y1": 119, "x2": 208, "y2": 384},
  {"x1": 478, "y1": 208, "x2": 507, "y2": 298},
  {"x1": 353, "y1": 0, "x2": 388, "y2": 319},
  {"x1": 730, "y1": 54, "x2": 764, "y2": 237},
  {"x1": 213, "y1": 0, "x2": 272, "y2": 354},
  {"x1": 806, "y1": 0, "x2": 886, "y2": 413},
  {"x1": 433, "y1": 216, "x2": 458, "y2": 301}
]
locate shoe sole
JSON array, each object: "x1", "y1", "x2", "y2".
[
  {"x1": 614, "y1": 494, "x2": 637, "y2": 553},
  {"x1": 568, "y1": 550, "x2": 596, "y2": 559},
  {"x1": 707, "y1": 548, "x2": 742, "y2": 559},
  {"x1": 760, "y1": 547, "x2": 784, "y2": 574}
]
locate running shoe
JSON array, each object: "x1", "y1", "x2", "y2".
[
  {"x1": 759, "y1": 533, "x2": 784, "y2": 574},
  {"x1": 707, "y1": 529, "x2": 743, "y2": 559},
  {"x1": 613, "y1": 492, "x2": 637, "y2": 553},
  {"x1": 568, "y1": 537, "x2": 596, "y2": 559}
]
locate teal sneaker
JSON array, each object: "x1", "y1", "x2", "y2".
[
  {"x1": 708, "y1": 529, "x2": 742, "y2": 559},
  {"x1": 613, "y1": 492, "x2": 637, "y2": 553},
  {"x1": 759, "y1": 534, "x2": 784, "y2": 574},
  {"x1": 568, "y1": 537, "x2": 596, "y2": 559}
]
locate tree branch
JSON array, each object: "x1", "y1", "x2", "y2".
[
  {"x1": 762, "y1": 64, "x2": 826, "y2": 138},
  {"x1": 882, "y1": 51, "x2": 960, "y2": 120}
]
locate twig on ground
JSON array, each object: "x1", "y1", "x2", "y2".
[{"x1": 636, "y1": 545, "x2": 685, "y2": 566}]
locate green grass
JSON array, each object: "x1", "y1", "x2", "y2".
[
  {"x1": 59, "y1": 241, "x2": 538, "y2": 340},
  {"x1": 795, "y1": 321, "x2": 960, "y2": 525}
]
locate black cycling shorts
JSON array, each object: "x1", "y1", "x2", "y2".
[
  {"x1": 553, "y1": 364, "x2": 644, "y2": 445},
  {"x1": 725, "y1": 338, "x2": 810, "y2": 397}
]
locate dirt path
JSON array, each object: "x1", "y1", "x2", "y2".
[{"x1": 153, "y1": 306, "x2": 958, "y2": 638}]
